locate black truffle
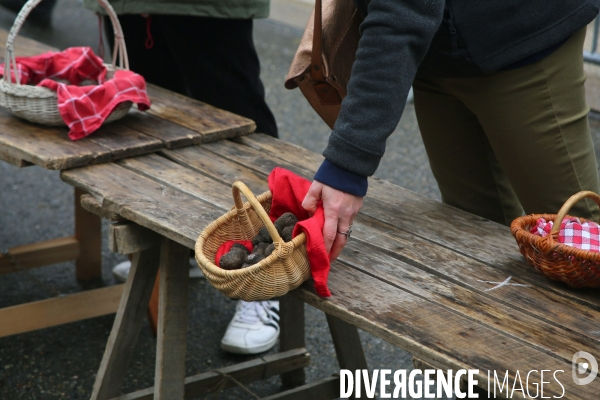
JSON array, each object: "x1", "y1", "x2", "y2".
[
  {"x1": 219, "y1": 246, "x2": 247, "y2": 270},
  {"x1": 274, "y1": 212, "x2": 298, "y2": 234},
  {"x1": 281, "y1": 225, "x2": 294, "y2": 242},
  {"x1": 245, "y1": 252, "x2": 265, "y2": 265},
  {"x1": 265, "y1": 243, "x2": 275, "y2": 257},
  {"x1": 251, "y1": 226, "x2": 273, "y2": 246},
  {"x1": 231, "y1": 243, "x2": 250, "y2": 254}
]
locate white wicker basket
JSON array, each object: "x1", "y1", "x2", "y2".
[{"x1": 0, "y1": 0, "x2": 132, "y2": 126}]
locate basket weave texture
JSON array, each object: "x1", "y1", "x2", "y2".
[
  {"x1": 195, "y1": 181, "x2": 311, "y2": 301},
  {"x1": 0, "y1": 0, "x2": 132, "y2": 126},
  {"x1": 510, "y1": 191, "x2": 600, "y2": 288}
]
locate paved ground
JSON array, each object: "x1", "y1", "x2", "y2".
[{"x1": 1, "y1": 1, "x2": 600, "y2": 399}]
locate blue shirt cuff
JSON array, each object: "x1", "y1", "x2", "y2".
[{"x1": 314, "y1": 159, "x2": 368, "y2": 197}]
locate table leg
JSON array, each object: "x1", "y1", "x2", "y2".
[
  {"x1": 75, "y1": 187, "x2": 102, "y2": 280},
  {"x1": 326, "y1": 314, "x2": 368, "y2": 399},
  {"x1": 90, "y1": 247, "x2": 161, "y2": 400},
  {"x1": 279, "y1": 292, "x2": 306, "y2": 388},
  {"x1": 154, "y1": 238, "x2": 189, "y2": 400}
]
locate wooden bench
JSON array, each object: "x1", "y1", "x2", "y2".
[
  {"x1": 61, "y1": 133, "x2": 600, "y2": 399},
  {"x1": 0, "y1": 27, "x2": 255, "y2": 338}
]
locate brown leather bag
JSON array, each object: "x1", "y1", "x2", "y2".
[{"x1": 285, "y1": 0, "x2": 363, "y2": 129}]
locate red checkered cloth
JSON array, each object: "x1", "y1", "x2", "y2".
[
  {"x1": 530, "y1": 217, "x2": 600, "y2": 252},
  {"x1": 0, "y1": 47, "x2": 151, "y2": 140}
]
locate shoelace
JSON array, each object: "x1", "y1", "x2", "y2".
[{"x1": 234, "y1": 301, "x2": 279, "y2": 325}]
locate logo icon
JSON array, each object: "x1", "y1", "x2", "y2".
[{"x1": 572, "y1": 351, "x2": 598, "y2": 385}]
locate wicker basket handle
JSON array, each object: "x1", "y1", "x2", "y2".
[
  {"x1": 550, "y1": 191, "x2": 600, "y2": 235},
  {"x1": 232, "y1": 181, "x2": 284, "y2": 243},
  {"x1": 3, "y1": 0, "x2": 129, "y2": 85}
]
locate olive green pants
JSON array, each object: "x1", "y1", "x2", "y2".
[{"x1": 413, "y1": 27, "x2": 600, "y2": 225}]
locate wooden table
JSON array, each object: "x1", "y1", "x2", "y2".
[
  {"x1": 0, "y1": 28, "x2": 255, "y2": 338},
  {"x1": 62, "y1": 133, "x2": 600, "y2": 399}
]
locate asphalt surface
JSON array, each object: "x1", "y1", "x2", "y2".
[{"x1": 2, "y1": 1, "x2": 600, "y2": 400}]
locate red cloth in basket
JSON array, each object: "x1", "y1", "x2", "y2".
[
  {"x1": 530, "y1": 217, "x2": 600, "y2": 252},
  {"x1": 0, "y1": 47, "x2": 151, "y2": 140},
  {"x1": 268, "y1": 167, "x2": 331, "y2": 297}
]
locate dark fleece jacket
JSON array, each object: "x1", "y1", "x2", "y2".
[{"x1": 318, "y1": 0, "x2": 599, "y2": 194}]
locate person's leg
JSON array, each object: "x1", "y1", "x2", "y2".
[
  {"x1": 456, "y1": 27, "x2": 600, "y2": 221},
  {"x1": 413, "y1": 76, "x2": 523, "y2": 225},
  {"x1": 154, "y1": 15, "x2": 278, "y2": 137},
  {"x1": 106, "y1": 14, "x2": 188, "y2": 95}
]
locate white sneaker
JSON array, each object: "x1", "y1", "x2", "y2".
[
  {"x1": 221, "y1": 300, "x2": 280, "y2": 355},
  {"x1": 111, "y1": 258, "x2": 204, "y2": 283}
]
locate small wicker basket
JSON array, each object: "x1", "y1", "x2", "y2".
[
  {"x1": 511, "y1": 191, "x2": 600, "y2": 288},
  {"x1": 195, "y1": 181, "x2": 311, "y2": 301},
  {"x1": 0, "y1": 0, "x2": 132, "y2": 126}
]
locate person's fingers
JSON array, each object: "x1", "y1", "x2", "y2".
[
  {"x1": 329, "y1": 232, "x2": 347, "y2": 261},
  {"x1": 322, "y1": 208, "x2": 339, "y2": 255},
  {"x1": 302, "y1": 181, "x2": 322, "y2": 214}
]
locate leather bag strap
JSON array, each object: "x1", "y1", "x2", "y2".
[{"x1": 311, "y1": 0, "x2": 326, "y2": 82}]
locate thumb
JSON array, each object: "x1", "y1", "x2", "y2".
[{"x1": 302, "y1": 181, "x2": 323, "y2": 214}]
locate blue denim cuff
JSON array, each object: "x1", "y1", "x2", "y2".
[{"x1": 314, "y1": 159, "x2": 368, "y2": 197}]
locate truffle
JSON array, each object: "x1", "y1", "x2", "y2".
[
  {"x1": 245, "y1": 252, "x2": 265, "y2": 265},
  {"x1": 219, "y1": 246, "x2": 247, "y2": 270},
  {"x1": 265, "y1": 243, "x2": 275, "y2": 257},
  {"x1": 281, "y1": 225, "x2": 294, "y2": 242},
  {"x1": 252, "y1": 226, "x2": 273, "y2": 246},
  {"x1": 274, "y1": 212, "x2": 298, "y2": 234},
  {"x1": 231, "y1": 243, "x2": 250, "y2": 254}
]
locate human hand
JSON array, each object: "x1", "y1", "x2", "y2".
[{"x1": 302, "y1": 181, "x2": 363, "y2": 261}]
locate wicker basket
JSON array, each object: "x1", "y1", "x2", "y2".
[
  {"x1": 511, "y1": 190, "x2": 600, "y2": 288},
  {"x1": 0, "y1": 0, "x2": 132, "y2": 126},
  {"x1": 195, "y1": 181, "x2": 311, "y2": 301}
]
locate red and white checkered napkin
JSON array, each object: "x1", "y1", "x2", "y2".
[
  {"x1": 530, "y1": 217, "x2": 600, "y2": 252},
  {"x1": 0, "y1": 47, "x2": 151, "y2": 140}
]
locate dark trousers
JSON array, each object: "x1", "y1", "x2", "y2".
[{"x1": 107, "y1": 14, "x2": 277, "y2": 137}]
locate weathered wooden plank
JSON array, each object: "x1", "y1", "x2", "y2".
[
  {"x1": 108, "y1": 348, "x2": 310, "y2": 400},
  {"x1": 0, "y1": 236, "x2": 79, "y2": 274},
  {"x1": 234, "y1": 135, "x2": 600, "y2": 309},
  {"x1": 116, "y1": 153, "x2": 247, "y2": 209},
  {"x1": 160, "y1": 146, "x2": 267, "y2": 192},
  {"x1": 326, "y1": 314, "x2": 368, "y2": 371},
  {"x1": 293, "y1": 265, "x2": 600, "y2": 398},
  {"x1": 119, "y1": 110, "x2": 204, "y2": 149},
  {"x1": 0, "y1": 284, "x2": 123, "y2": 338},
  {"x1": 279, "y1": 293, "x2": 306, "y2": 388},
  {"x1": 80, "y1": 193, "x2": 124, "y2": 222},
  {"x1": 0, "y1": 109, "x2": 167, "y2": 170},
  {"x1": 75, "y1": 187, "x2": 102, "y2": 280},
  {"x1": 91, "y1": 248, "x2": 161, "y2": 400},
  {"x1": 337, "y1": 237, "x2": 600, "y2": 366},
  {"x1": 0, "y1": 108, "x2": 112, "y2": 169},
  {"x1": 109, "y1": 222, "x2": 160, "y2": 255},
  {"x1": 109, "y1": 148, "x2": 600, "y2": 368},
  {"x1": 61, "y1": 163, "x2": 225, "y2": 249},
  {"x1": 261, "y1": 376, "x2": 340, "y2": 400},
  {"x1": 326, "y1": 314, "x2": 368, "y2": 400},
  {"x1": 0, "y1": 147, "x2": 32, "y2": 167},
  {"x1": 154, "y1": 238, "x2": 189, "y2": 399},
  {"x1": 146, "y1": 84, "x2": 256, "y2": 142},
  {"x1": 84, "y1": 121, "x2": 164, "y2": 160}
]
